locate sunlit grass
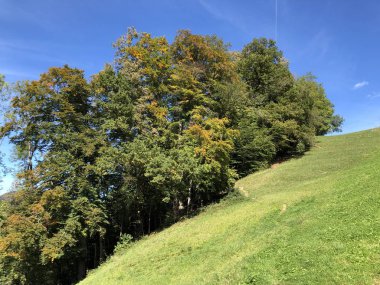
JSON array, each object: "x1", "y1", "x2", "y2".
[{"x1": 80, "y1": 128, "x2": 380, "y2": 285}]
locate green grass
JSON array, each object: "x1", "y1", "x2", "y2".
[{"x1": 80, "y1": 129, "x2": 380, "y2": 285}]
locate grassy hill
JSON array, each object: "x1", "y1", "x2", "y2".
[{"x1": 79, "y1": 129, "x2": 380, "y2": 285}]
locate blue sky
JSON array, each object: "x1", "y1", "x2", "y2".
[{"x1": 1, "y1": 0, "x2": 380, "y2": 193}]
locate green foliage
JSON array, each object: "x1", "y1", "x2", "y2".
[
  {"x1": 0, "y1": 31, "x2": 342, "y2": 284},
  {"x1": 0, "y1": 75, "x2": 6, "y2": 105},
  {"x1": 238, "y1": 38, "x2": 294, "y2": 104},
  {"x1": 0, "y1": 74, "x2": 9, "y2": 187},
  {"x1": 0, "y1": 200, "x2": 9, "y2": 227},
  {"x1": 233, "y1": 40, "x2": 342, "y2": 174},
  {"x1": 233, "y1": 112, "x2": 276, "y2": 175},
  {"x1": 113, "y1": 234, "x2": 133, "y2": 255},
  {"x1": 290, "y1": 74, "x2": 344, "y2": 135},
  {"x1": 80, "y1": 129, "x2": 380, "y2": 285},
  {"x1": 0, "y1": 66, "x2": 107, "y2": 284}
]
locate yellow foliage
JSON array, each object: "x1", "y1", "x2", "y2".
[{"x1": 146, "y1": 100, "x2": 168, "y2": 122}]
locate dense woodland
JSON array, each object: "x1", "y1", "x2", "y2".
[{"x1": 0, "y1": 29, "x2": 342, "y2": 284}]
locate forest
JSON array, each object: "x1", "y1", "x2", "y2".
[{"x1": 0, "y1": 29, "x2": 342, "y2": 284}]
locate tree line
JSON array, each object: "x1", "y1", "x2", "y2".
[{"x1": 0, "y1": 29, "x2": 342, "y2": 284}]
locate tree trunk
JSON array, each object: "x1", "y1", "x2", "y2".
[
  {"x1": 93, "y1": 241, "x2": 97, "y2": 268},
  {"x1": 187, "y1": 180, "x2": 192, "y2": 215},
  {"x1": 172, "y1": 196, "x2": 179, "y2": 221},
  {"x1": 148, "y1": 205, "x2": 151, "y2": 234},
  {"x1": 27, "y1": 141, "x2": 35, "y2": 170},
  {"x1": 77, "y1": 236, "x2": 87, "y2": 281},
  {"x1": 99, "y1": 235, "x2": 105, "y2": 263}
]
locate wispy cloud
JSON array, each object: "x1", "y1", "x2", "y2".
[
  {"x1": 366, "y1": 91, "x2": 380, "y2": 99},
  {"x1": 301, "y1": 30, "x2": 331, "y2": 61},
  {"x1": 198, "y1": 0, "x2": 249, "y2": 34},
  {"x1": 0, "y1": 1, "x2": 52, "y2": 31},
  {"x1": 0, "y1": 39, "x2": 66, "y2": 62},
  {"x1": 0, "y1": 68, "x2": 36, "y2": 79},
  {"x1": 353, "y1": 81, "x2": 369, "y2": 89}
]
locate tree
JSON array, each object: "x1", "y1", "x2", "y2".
[
  {"x1": 0, "y1": 30, "x2": 343, "y2": 284},
  {"x1": 0, "y1": 66, "x2": 107, "y2": 284},
  {"x1": 238, "y1": 38, "x2": 294, "y2": 104},
  {"x1": 289, "y1": 74, "x2": 343, "y2": 135},
  {"x1": 0, "y1": 73, "x2": 8, "y2": 188},
  {"x1": 233, "y1": 39, "x2": 342, "y2": 175},
  {"x1": 92, "y1": 29, "x2": 240, "y2": 235}
]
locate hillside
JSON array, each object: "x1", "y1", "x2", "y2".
[{"x1": 80, "y1": 129, "x2": 380, "y2": 285}]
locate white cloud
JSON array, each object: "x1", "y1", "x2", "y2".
[
  {"x1": 367, "y1": 91, "x2": 380, "y2": 99},
  {"x1": 353, "y1": 81, "x2": 369, "y2": 89}
]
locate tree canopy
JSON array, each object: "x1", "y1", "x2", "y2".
[{"x1": 0, "y1": 30, "x2": 342, "y2": 284}]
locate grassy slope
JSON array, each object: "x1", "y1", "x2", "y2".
[{"x1": 80, "y1": 129, "x2": 380, "y2": 285}]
